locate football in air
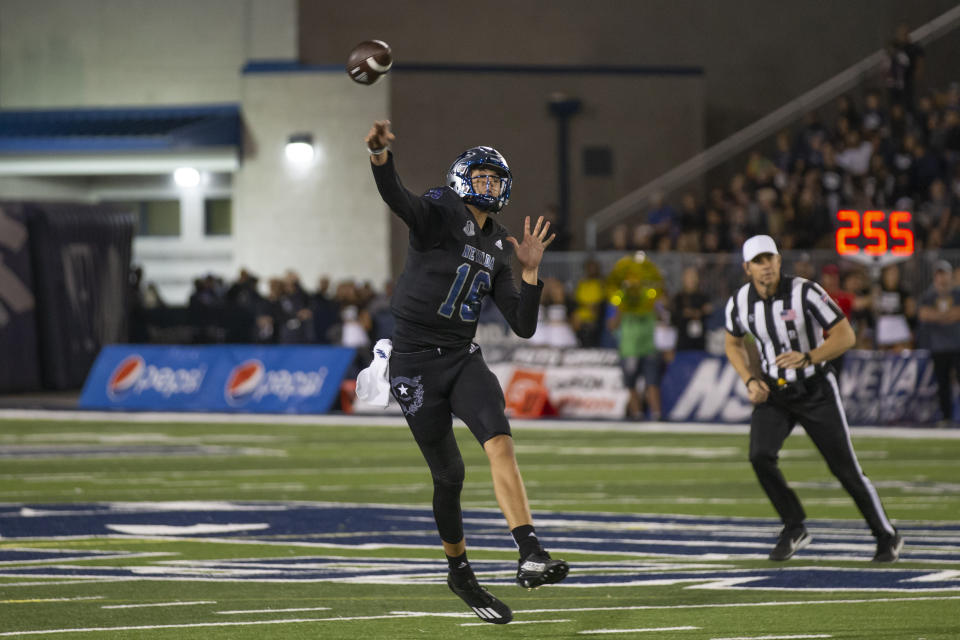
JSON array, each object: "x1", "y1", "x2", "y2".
[{"x1": 346, "y1": 40, "x2": 393, "y2": 85}]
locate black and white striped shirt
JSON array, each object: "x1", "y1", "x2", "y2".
[{"x1": 725, "y1": 275, "x2": 844, "y2": 383}]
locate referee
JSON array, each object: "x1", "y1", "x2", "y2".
[{"x1": 724, "y1": 235, "x2": 903, "y2": 562}]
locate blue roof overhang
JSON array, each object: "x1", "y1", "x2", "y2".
[{"x1": 0, "y1": 104, "x2": 241, "y2": 175}]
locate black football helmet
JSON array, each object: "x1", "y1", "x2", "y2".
[{"x1": 446, "y1": 146, "x2": 512, "y2": 213}]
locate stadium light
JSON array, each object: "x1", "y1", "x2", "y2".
[
  {"x1": 285, "y1": 133, "x2": 315, "y2": 164},
  {"x1": 173, "y1": 167, "x2": 201, "y2": 188}
]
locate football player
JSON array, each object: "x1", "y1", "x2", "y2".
[{"x1": 365, "y1": 120, "x2": 568, "y2": 624}]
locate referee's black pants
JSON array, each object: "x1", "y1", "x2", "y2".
[{"x1": 749, "y1": 371, "x2": 896, "y2": 540}]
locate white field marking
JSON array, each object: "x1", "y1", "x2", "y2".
[
  {"x1": 105, "y1": 523, "x2": 269, "y2": 536},
  {"x1": 710, "y1": 636, "x2": 831, "y2": 640},
  {"x1": 516, "y1": 445, "x2": 742, "y2": 458},
  {"x1": 579, "y1": 627, "x2": 700, "y2": 635},
  {"x1": 6, "y1": 408, "x2": 960, "y2": 439},
  {"x1": 460, "y1": 618, "x2": 571, "y2": 627},
  {"x1": 0, "y1": 596, "x2": 104, "y2": 604},
  {"x1": 504, "y1": 594, "x2": 960, "y2": 614},
  {"x1": 11, "y1": 501, "x2": 291, "y2": 518},
  {"x1": 0, "y1": 579, "x2": 134, "y2": 587},
  {"x1": 101, "y1": 601, "x2": 215, "y2": 609},
  {"x1": 17, "y1": 432, "x2": 286, "y2": 444},
  {"x1": 902, "y1": 570, "x2": 960, "y2": 582},
  {"x1": 217, "y1": 607, "x2": 331, "y2": 614},
  {"x1": 0, "y1": 612, "x2": 469, "y2": 637},
  {"x1": 0, "y1": 551, "x2": 174, "y2": 565}
]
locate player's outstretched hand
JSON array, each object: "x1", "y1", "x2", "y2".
[
  {"x1": 507, "y1": 215, "x2": 555, "y2": 272},
  {"x1": 365, "y1": 120, "x2": 394, "y2": 165}
]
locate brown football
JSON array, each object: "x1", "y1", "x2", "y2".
[{"x1": 346, "y1": 40, "x2": 393, "y2": 85}]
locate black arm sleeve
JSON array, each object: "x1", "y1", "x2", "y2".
[
  {"x1": 492, "y1": 262, "x2": 543, "y2": 338},
  {"x1": 371, "y1": 152, "x2": 443, "y2": 245}
]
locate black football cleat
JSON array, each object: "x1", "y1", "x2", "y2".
[
  {"x1": 516, "y1": 551, "x2": 569, "y2": 589},
  {"x1": 873, "y1": 531, "x2": 904, "y2": 563},
  {"x1": 768, "y1": 526, "x2": 811, "y2": 561},
  {"x1": 447, "y1": 573, "x2": 512, "y2": 624}
]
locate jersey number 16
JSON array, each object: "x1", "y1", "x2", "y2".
[{"x1": 438, "y1": 263, "x2": 491, "y2": 322}]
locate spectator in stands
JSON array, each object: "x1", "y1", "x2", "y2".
[
  {"x1": 862, "y1": 90, "x2": 886, "y2": 133},
  {"x1": 865, "y1": 153, "x2": 896, "y2": 208},
  {"x1": 918, "y1": 260, "x2": 960, "y2": 427},
  {"x1": 773, "y1": 129, "x2": 795, "y2": 174},
  {"x1": 820, "y1": 144, "x2": 847, "y2": 214},
  {"x1": 311, "y1": 275, "x2": 339, "y2": 344},
  {"x1": 672, "y1": 266, "x2": 712, "y2": 351},
  {"x1": 610, "y1": 223, "x2": 629, "y2": 251},
  {"x1": 367, "y1": 279, "x2": 396, "y2": 342},
  {"x1": 821, "y1": 264, "x2": 854, "y2": 319},
  {"x1": 884, "y1": 23, "x2": 925, "y2": 113},
  {"x1": 843, "y1": 269, "x2": 875, "y2": 349},
  {"x1": 572, "y1": 258, "x2": 606, "y2": 348},
  {"x1": 226, "y1": 268, "x2": 264, "y2": 314},
  {"x1": 836, "y1": 94, "x2": 861, "y2": 131},
  {"x1": 917, "y1": 180, "x2": 954, "y2": 248},
  {"x1": 607, "y1": 252, "x2": 664, "y2": 420},
  {"x1": 646, "y1": 191, "x2": 677, "y2": 248},
  {"x1": 791, "y1": 252, "x2": 816, "y2": 282},
  {"x1": 530, "y1": 278, "x2": 577, "y2": 348},
  {"x1": 836, "y1": 130, "x2": 873, "y2": 177},
  {"x1": 678, "y1": 191, "x2": 705, "y2": 233},
  {"x1": 873, "y1": 264, "x2": 915, "y2": 350},
  {"x1": 188, "y1": 275, "x2": 221, "y2": 309}
]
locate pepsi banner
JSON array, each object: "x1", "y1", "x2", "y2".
[
  {"x1": 662, "y1": 350, "x2": 944, "y2": 426},
  {"x1": 79, "y1": 345, "x2": 356, "y2": 413}
]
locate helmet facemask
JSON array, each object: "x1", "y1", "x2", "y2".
[{"x1": 446, "y1": 146, "x2": 512, "y2": 213}]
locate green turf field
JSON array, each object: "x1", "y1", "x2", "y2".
[{"x1": 1, "y1": 414, "x2": 958, "y2": 639}]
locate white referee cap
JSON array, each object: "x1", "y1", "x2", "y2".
[{"x1": 742, "y1": 235, "x2": 779, "y2": 262}]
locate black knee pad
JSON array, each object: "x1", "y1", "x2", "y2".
[
  {"x1": 750, "y1": 452, "x2": 778, "y2": 472},
  {"x1": 431, "y1": 457, "x2": 465, "y2": 491}
]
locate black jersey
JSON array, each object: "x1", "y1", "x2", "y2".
[{"x1": 372, "y1": 152, "x2": 542, "y2": 350}]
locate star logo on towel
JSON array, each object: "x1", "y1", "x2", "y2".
[{"x1": 397, "y1": 384, "x2": 409, "y2": 397}]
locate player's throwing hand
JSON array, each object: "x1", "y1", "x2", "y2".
[{"x1": 365, "y1": 120, "x2": 395, "y2": 165}]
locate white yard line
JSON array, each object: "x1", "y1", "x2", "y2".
[
  {"x1": 101, "y1": 601, "x2": 215, "y2": 609},
  {"x1": 508, "y1": 594, "x2": 960, "y2": 614},
  {"x1": 0, "y1": 613, "x2": 457, "y2": 637},
  {"x1": 460, "y1": 618, "x2": 571, "y2": 627},
  {"x1": 217, "y1": 607, "x2": 331, "y2": 614},
  {"x1": 579, "y1": 627, "x2": 700, "y2": 634},
  {"x1": 710, "y1": 636, "x2": 831, "y2": 640},
  {"x1": 0, "y1": 596, "x2": 104, "y2": 604},
  {"x1": 3, "y1": 409, "x2": 959, "y2": 439}
]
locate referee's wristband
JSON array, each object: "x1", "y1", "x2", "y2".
[
  {"x1": 801, "y1": 352, "x2": 813, "y2": 367},
  {"x1": 368, "y1": 146, "x2": 388, "y2": 156},
  {"x1": 745, "y1": 376, "x2": 759, "y2": 390}
]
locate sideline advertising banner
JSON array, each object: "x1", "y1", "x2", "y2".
[
  {"x1": 79, "y1": 345, "x2": 355, "y2": 414},
  {"x1": 662, "y1": 350, "x2": 942, "y2": 426},
  {"x1": 485, "y1": 346, "x2": 629, "y2": 419}
]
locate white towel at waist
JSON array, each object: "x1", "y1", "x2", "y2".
[{"x1": 355, "y1": 338, "x2": 392, "y2": 407}]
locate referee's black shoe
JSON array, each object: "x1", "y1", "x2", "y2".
[
  {"x1": 516, "y1": 551, "x2": 569, "y2": 589},
  {"x1": 769, "y1": 526, "x2": 811, "y2": 561},
  {"x1": 873, "y1": 531, "x2": 905, "y2": 563},
  {"x1": 447, "y1": 573, "x2": 512, "y2": 624}
]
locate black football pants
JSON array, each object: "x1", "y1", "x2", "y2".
[
  {"x1": 389, "y1": 343, "x2": 511, "y2": 544},
  {"x1": 749, "y1": 371, "x2": 896, "y2": 539}
]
